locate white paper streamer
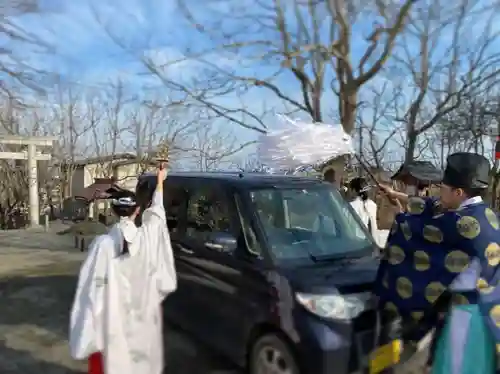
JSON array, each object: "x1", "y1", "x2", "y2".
[
  {"x1": 257, "y1": 115, "x2": 354, "y2": 173},
  {"x1": 112, "y1": 197, "x2": 137, "y2": 207}
]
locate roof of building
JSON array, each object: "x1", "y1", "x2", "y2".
[
  {"x1": 72, "y1": 153, "x2": 137, "y2": 167},
  {"x1": 391, "y1": 161, "x2": 442, "y2": 183},
  {"x1": 74, "y1": 178, "x2": 117, "y2": 201},
  {"x1": 59, "y1": 152, "x2": 158, "y2": 168}
]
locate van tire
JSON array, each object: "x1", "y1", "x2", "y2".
[{"x1": 249, "y1": 333, "x2": 300, "y2": 374}]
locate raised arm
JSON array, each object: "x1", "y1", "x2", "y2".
[
  {"x1": 377, "y1": 184, "x2": 442, "y2": 217},
  {"x1": 378, "y1": 184, "x2": 409, "y2": 205},
  {"x1": 142, "y1": 163, "x2": 167, "y2": 224},
  {"x1": 140, "y1": 163, "x2": 177, "y2": 296},
  {"x1": 151, "y1": 163, "x2": 166, "y2": 208}
]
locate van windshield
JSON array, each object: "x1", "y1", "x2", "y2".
[{"x1": 248, "y1": 185, "x2": 374, "y2": 265}]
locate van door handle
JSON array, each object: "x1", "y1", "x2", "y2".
[{"x1": 178, "y1": 245, "x2": 194, "y2": 255}]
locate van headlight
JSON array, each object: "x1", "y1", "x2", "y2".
[{"x1": 296, "y1": 292, "x2": 368, "y2": 320}]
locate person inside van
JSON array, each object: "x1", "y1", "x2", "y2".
[{"x1": 282, "y1": 191, "x2": 333, "y2": 232}]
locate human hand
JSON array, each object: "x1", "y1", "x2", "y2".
[
  {"x1": 157, "y1": 161, "x2": 168, "y2": 181},
  {"x1": 377, "y1": 183, "x2": 396, "y2": 198},
  {"x1": 393, "y1": 198, "x2": 404, "y2": 213}
]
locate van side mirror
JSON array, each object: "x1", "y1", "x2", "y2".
[{"x1": 204, "y1": 231, "x2": 237, "y2": 252}]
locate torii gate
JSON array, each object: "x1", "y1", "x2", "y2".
[{"x1": 0, "y1": 135, "x2": 57, "y2": 227}]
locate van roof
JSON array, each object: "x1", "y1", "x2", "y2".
[{"x1": 138, "y1": 171, "x2": 325, "y2": 189}]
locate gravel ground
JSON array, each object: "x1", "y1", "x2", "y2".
[{"x1": 0, "y1": 226, "x2": 428, "y2": 374}]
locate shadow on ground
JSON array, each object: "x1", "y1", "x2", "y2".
[
  {"x1": 0, "y1": 271, "x2": 240, "y2": 374},
  {"x1": 0, "y1": 274, "x2": 77, "y2": 337},
  {"x1": 163, "y1": 323, "x2": 240, "y2": 374},
  {"x1": 0, "y1": 341, "x2": 83, "y2": 374},
  {"x1": 0, "y1": 232, "x2": 75, "y2": 252}
]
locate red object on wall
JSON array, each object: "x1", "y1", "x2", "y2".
[{"x1": 495, "y1": 136, "x2": 500, "y2": 160}]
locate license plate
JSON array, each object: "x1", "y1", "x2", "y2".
[{"x1": 369, "y1": 340, "x2": 402, "y2": 374}]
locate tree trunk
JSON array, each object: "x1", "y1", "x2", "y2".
[
  {"x1": 404, "y1": 131, "x2": 418, "y2": 165},
  {"x1": 340, "y1": 91, "x2": 358, "y2": 134}
]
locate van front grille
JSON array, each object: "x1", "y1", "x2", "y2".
[{"x1": 337, "y1": 282, "x2": 374, "y2": 295}]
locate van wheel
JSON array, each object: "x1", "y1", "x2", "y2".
[{"x1": 249, "y1": 334, "x2": 299, "y2": 374}]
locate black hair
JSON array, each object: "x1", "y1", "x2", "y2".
[
  {"x1": 108, "y1": 189, "x2": 139, "y2": 257},
  {"x1": 110, "y1": 190, "x2": 138, "y2": 218},
  {"x1": 417, "y1": 184, "x2": 430, "y2": 197},
  {"x1": 135, "y1": 181, "x2": 155, "y2": 209},
  {"x1": 133, "y1": 181, "x2": 156, "y2": 226},
  {"x1": 349, "y1": 177, "x2": 369, "y2": 201},
  {"x1": 462, "y1": 187, "x2": 487, "y2": 199}
]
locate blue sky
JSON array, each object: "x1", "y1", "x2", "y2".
[
  {"x1": 7, "y1": 0, "x2": 393, "y2": 107},
  {"x1": 4, "y1": 0, "x2": 500, "y2": 168}
]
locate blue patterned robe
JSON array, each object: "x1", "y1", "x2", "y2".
[{"x1": 375, "y1": 197, "x2": 500, "y2": 373}]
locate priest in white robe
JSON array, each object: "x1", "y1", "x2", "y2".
[
  {"x1": 348, "y1": 177, "x2": 383, "y2": 245},
  {"x1": 69, "y1": 164, "x2": 177, "y2": 374}
]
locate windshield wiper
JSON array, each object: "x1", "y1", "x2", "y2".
[
  {"x1": 288, "y1": 231, "x2": 320, "y2": 263},
  {"x1": 314, "y1": 250, "x2": 374, "y2": 264},
  {"x1": 314, "y1": 254, "x2": 361, "y2": 263}
]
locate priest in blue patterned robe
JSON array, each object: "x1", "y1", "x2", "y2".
[{"x1": 375, "y1": 152, "x2": 500, "y2": 374}]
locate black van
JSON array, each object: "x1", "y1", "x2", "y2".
[{"x1": 136, "y1": 171, "x2": 405, "y2": 374}]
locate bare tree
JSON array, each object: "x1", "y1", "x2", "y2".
[
  {"x1": 0, "y1": 95, "x2": 28, "y2": 226},
  {"x1": 89, "y1": 81, "x2": 130, "y2": 179},
  {"x1": 165, "y1": 0, "x2": 416, "y2": 135},
  {"x1": 389, "y1": 0, "x2": 500, "y2": 163},
  {"x1": 354, "y1": 81, "x2": 402, "y2": 169},
  {"x1": 0, "y1": 164, "x2": 29, "y2": 228},
  {"x1": 0, "y1": 0, "x2": 51, "y2": 99},
  {"x1": 128, "y1": 97, "x2": 200, "y2": 172},
  {"x1": 93, "y1": 0, "x2": 415, "y2": 135},
  {"x1": 430, "y1": 94, "x2": 497, "y2": 162},
  {"x1": 182, "y1": 123, "x2": 253, "y2": 171},
  {"x1": 425, "y1": 88, "x2": 500, "y2": 204},
  {"x1": 231, "y1": 153, "x2": 265, "y2": 172},
  {"x1": 50, "y1": 83, "x2": 96, "y2": 201}
]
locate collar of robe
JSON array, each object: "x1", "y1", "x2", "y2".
[
  {"x1": 459, "y1": 196, "x2": 483, "y2": 208},
  {"x1": 118, "y1": 218, "x2": 139, "y2": 256}
]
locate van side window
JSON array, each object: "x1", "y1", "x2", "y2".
[
  {"x1": 186, "y1": 187, "x2": 232, "y2": 242},
  {"x1": 165, "y1": 186, "x2": 186, "y2": 234},
  {"x1": 236, "y1": 195, "x2": 262, "y2": 255}
]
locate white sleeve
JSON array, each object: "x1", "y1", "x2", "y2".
[
  {"x1": 151, "y1": 190, "x2": 164, "y2": 208},
  {"x1": 69, "y1": 235, "x2": 110, "y2": 359},
  {"x1": 141, "y1": 189, "x2": 166, "y2": 225},
  {"x1": 368, "y1": 200, "x2": 379, "y2": 232},
  {"x1": 140, "y1": 213, "x2": 177, "y2": 297},
  {"x1": 349, "y1": 200, "x2": 361, "y2": 219},
  {"x1": 139, "y1": 188, "x2": 177, "y2": 296},
  {"x1": 367, "y1": 200, "x2": 385, "y2": 246},
  {"x1": 154, "y1": 227, "x2": 177, "y2": 297}
]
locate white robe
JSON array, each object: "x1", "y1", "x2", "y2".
[
  {"x1": 350, "y1": 197, "x2": 382, "y2": 245},
  {"x1": 69, "y1": 190, "x2": 177, "y2": 374}
]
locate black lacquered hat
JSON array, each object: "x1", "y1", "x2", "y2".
[
  {"x1": 442, "y1": 152, "x2": 490, "y2": 189},
  {"x1": 349, "y1": 177, "x2": 371, "y2": 193}
]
